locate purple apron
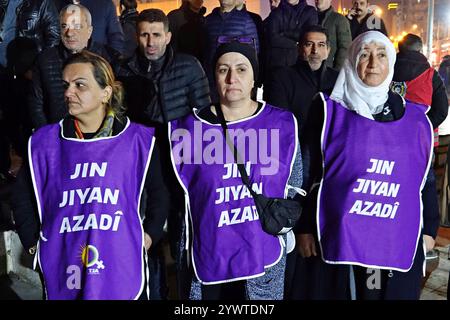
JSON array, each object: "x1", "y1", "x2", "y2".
[
  {"x1": 318, "y1": 94, "x2": 433, "y2": 271},
  {"x1": 170, "y1": 104, "x2": 298, "y2": 283},
  {"x1": 29, "y1": 119, "x2": 155, "y2": 299}
]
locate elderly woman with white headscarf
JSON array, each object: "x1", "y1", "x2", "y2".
[{"x1": 294, "y1": 31, "x2": 439, "y2": 300}]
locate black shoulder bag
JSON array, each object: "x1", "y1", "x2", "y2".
[{"x1": 216, "y1": 105, "x2": 302, "y2": 236}]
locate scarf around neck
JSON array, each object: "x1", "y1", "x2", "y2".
[{"x1": 330, "y1": 31, "x2": 396, "y2": 120}]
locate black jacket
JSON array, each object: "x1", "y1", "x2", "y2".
[
  {"x1": 264, "y1": 59, "x2": 338, "y2": 133},
  {"x1": 29, "y1": 42, "x2": 121, "y2": 129},
  {"x1": 438, "y1": 57, "x2": 450, "y2": 93},
  {"x1": 16, "y1": 0, "x2": 60, "y2": 51},
  {"x1": 241, "y1": 5, "x2": 265, "y2": 86},
  {"x1": 298, "y1": 92, "x2": 440, "y2": 239},
  {"x1": 168, "y1": 2, "x2": 207, "y2": 62},
  {"x1": 347, "y1": 12, "x2": 387, "y2": 40},
  {"x1": 393, "y1": 50, "x2": 448, "y2": 129},
  {"x1": 120, "y1": 9, "x2": 139, "y2": 59},
  {"x1": 264, "y1": 0, "x2": 318, "y2": 70},
  {"x1": 116, "y1": 47, "x2": 211, "y2": 126},
  {"x1": 12, "y1": 116, "x2": 170, "y2": 252}
]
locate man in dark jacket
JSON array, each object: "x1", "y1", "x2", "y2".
[
  {"x1": 315, "y1": 0, "x2": 351, "y2": 70},
  {"x1": 0, "y1": 0, "x2": 60, "y2": 160},
  {"x1": 264, "y1": 25, "x2": 338, "y2": 133},
  {"x1": 0, "y1": 0, "x2": 59, "y2": 82},
  {"x1": 56, "y1": 0, "x2": 125, "y2": 54},
  {"x1": 117, "y1": 9, "x2": 211, "y2": 127},
  {"x1": 264, "y1": 0, "x2": 317, "y2": 71},
  {"x1": 168, "y1": 0, "x2": 206, "y2": 62},
  {"x1": 392, "y1": 33, "x2": 448, "y2": 130},
  {"x1": 346, "y1": 0, "x2": 387, "y2": 39},
  {"x1": 119, "y1": 0, "x2": 139, "y2": 59},
  {"x1": 438, "y1": 55, "x2": 450, "y2": 95},
  {"x1": 29, "y1": 4, "x2": 121, "y2": 130}
]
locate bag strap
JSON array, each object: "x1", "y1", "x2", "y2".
[{"x1": 215, "y1": 105, "x2": 258, "y2": 197}]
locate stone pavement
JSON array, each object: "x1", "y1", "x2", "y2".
[{"x1": 421, "y1": 229, "x2": 450, "y2": 300}]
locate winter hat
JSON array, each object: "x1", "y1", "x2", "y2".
[{"x1": 213, "y1": 42, "x2": 259, "y2": 81}]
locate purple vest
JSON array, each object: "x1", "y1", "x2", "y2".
[
  {"x1": 29, "y1": 120, "x2": 155, "y2": 299},
  {"x1": 318, "y1": 94, "x2": 433, "y2": 271},
  {"x1": 170, "y1": 104, "x2": 298, "y2": 283}
]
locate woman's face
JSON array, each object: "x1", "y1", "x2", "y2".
[
  {"x1": 357, "y1": 41, "x2": 390, "y2": 87},
  {"x1": 215, "y1": 52, "x2": 254, "y2": 104},
  {"x1": 63, "y1": 62, "x2": 111, "y2": 121}
]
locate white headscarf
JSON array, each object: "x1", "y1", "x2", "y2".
[{"x1": 330, "y1": 31, "x2": 397, "y2": 119}]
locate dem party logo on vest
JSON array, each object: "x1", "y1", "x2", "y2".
[
  {"x1": 80, "y1": 244, "x2": 105, "y2": 275},
  {"x1": 66, "y1": 244, "x2": 105, "y2": 290}
]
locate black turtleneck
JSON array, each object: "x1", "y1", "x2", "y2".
[{"x1": 317, "y1": 6, "x2": 332, "y2": 24}]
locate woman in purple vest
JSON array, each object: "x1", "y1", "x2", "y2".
[
  {"x1": 297, "y1": 31, "x2": 439, "y2": 300},
  {"x1": 169, "y1": 42, "x2": 304, "y2": 299},
  {"x1": 12, "y1": 51, "x2": 170, "y2": 299}
]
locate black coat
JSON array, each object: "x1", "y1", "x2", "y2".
[
  {"x1": 393, "y1": 50, "x2": 448, "y2": 129},
  {"x1": 264, "y1": 59, "x2": 338, "y2": 133},
  {"x1": 264, "y1": 0, "x2": 318, "y2": 70},
  {"x1": 120, "y1": 9, "x2": 139, "y2": 59},
  {"x1": 5, "y1": 0, "x2": 60, "y2": 75},
  {"x1": 347, "y1": 12, "x2": 387, "y2": 40},
  {"x1": 168, "y1": 3, "x2": 206, "y2": 62},
  {"x1": 116, "y1": 47, "x2": 211, "y2": 126},
  {"x1": 438, "y1": 57, "x2": 450, "y2": 93},
  {"x1": 29, "y1": 42, "x2": 121, "y2": 129},
  {"x1": 16, "y1": 0, "x2": 60, "y2": 50}
]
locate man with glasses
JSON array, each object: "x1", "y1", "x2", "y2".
[
  {"x1": 28, "y1": 4, "x2": 121, "y2": 130},
  {"x1": 56, "y1": 0, "x2": 124, "y2": 54}
]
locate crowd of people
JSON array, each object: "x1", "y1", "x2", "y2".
[{"x1": 0, "y1": 0, "x2": 449, "y2": 300}]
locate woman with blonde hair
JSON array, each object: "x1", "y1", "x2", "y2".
[{"x1": 13, "y1": 50, "x2": 169, "y2": 300}]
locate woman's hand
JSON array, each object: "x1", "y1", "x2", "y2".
[
  {"x1": 296, "y1": 233, "x2": 317, "y2": 258},
  {"x1": 423, "y1": 235, "x2": 435, "y2": 252},
  {"x1": 144, "y1": 233, "x2": 152, "y2": 251}
]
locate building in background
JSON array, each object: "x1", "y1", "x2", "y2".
[{"x1": 391, "y1": 0, "x2": 450, "y2": 65}]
